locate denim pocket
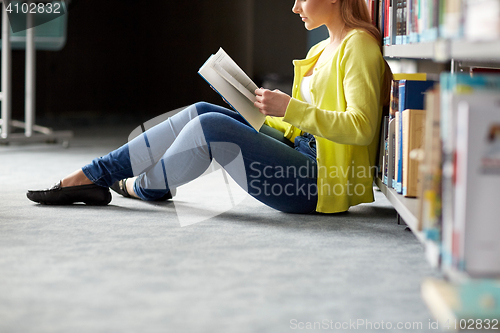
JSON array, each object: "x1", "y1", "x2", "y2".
[{"x1": 294, "y1": 133, "x2": 317, "y2": 161}]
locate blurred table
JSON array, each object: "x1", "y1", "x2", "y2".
[{"x1": 0, "y1": 0, "x2": 72, "y2": 145}]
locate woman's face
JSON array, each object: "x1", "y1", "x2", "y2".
[{"x1": 292, "y1": 0, "x2": 336, "y2": 30}]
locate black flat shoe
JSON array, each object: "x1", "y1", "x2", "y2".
[
  {"x1": 111, "y1": 178, "x2": 173, "y2": 201},
  {"x1": 110, "y1": 179, "x2": 132, "y2": 198},
  {"x1": 27, "y1": 181, "x2": 112, "y2": 205}
]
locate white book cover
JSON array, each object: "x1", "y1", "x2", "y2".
[
  {"x1": 198, "y1": 48, "x2": 265, "y2": 132},
  {"x1": 455, "y1": 93, "x2": 500, "y2": 277},
  {"x1": 441, "y1": 93, "x2": 465, "y2": 270}
]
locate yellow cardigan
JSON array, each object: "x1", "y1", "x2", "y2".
[{"x1": 265, "y1": 29, "x2": 385, "y2": 213}]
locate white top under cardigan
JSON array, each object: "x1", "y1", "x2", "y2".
[{"x1": 300, "y1": 75, "x2": 313, "y2": 104}]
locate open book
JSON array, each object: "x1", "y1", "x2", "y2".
[{"x1": 198, "y1": 48, "x2": 265, "y2": 132}]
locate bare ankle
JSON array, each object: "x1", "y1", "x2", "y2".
[
  {"x1": 125, "y1": 177, "x2": 140, "y2": 198},
  {"x1": 61, "y1": 170, "x2": 94, "y2": 187}
]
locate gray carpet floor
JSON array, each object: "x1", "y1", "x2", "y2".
[{"x1": 0, "y1": 125, "x2": 441, "y2": 333}]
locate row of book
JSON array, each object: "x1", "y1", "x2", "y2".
[
  {"x1": 364, "y1": 0, "x2": 500, "y2": 45},
  {"x1": 379, "y1": 73, "x2": 433, "y2": 198},
  {"x1": 378, "y1": 73, "x2": 500, "y2": 279}
]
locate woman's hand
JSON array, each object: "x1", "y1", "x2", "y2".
[{"x1": 254, "y1": 88, "x2": 291, "y2": 117}]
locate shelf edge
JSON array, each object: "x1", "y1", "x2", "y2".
[{"x1": 375, "y1": 177, "x2": 424, "y2": 243}]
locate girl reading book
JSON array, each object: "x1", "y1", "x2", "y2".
[{"x1": 27, "y1": 0, "x2": 392, "y2": 214}]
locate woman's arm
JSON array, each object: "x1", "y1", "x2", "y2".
[{"x1": 284, "y1": 33, "x2": 384, "y2": 146}]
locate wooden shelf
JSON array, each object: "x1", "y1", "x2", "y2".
[{"x1": 374, "y1": 177, "x2": 424, "y2": 242}]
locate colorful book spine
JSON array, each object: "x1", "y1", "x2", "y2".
[
  {"x1": 394, "y1": 111, "x2": 401, "y2": 188},
  {"x1": 386, "y1": 118, "x2": 396, "y2": 186},
  {"x1": 380, "y1": 115, "x2": 390, "y2": 179},
  {"x1": 396, "y1": 0, "x2": 404, "y2": 44},
  {"x1": 379, "y1": 0, "x2": 385, "y2": 37},
  {"x1": 385, "y1": 0, "x2": 391, "y2": 44},
  {"x1": 442, "y1": 0, "x2": 464, "y2": 39}
]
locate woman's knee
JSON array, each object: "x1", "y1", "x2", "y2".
[
  {"x1": 193, "y1": 101, "x2": 218, "y2": 115},
  {"x1": 198, "y1": 111, "x2": 230, "y2": 125}
]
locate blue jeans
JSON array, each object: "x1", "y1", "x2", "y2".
[{"x1": 82, "y1": 102, "x2": 318, "y2": 214}]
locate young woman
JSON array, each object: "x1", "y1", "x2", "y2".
[{"x1": 27, "y1": 0, "x2": 392, "y2": 214}]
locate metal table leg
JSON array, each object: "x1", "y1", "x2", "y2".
[
  {"x1": 0, "y1": 0, "x2": 12, "y2": 139},
  {"x1": 25, "y1": 0, "x2": 35, "y2": 137}
]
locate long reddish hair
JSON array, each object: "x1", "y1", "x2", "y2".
[{"x1": 340, "y1": 0, "x2": 393, "y2": 106}]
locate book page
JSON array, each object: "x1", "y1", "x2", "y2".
[
  {"x1": 211, "y1": 49, "x2": 259, "y2": 102},
  {"x1": 213, "y1": 64, "x2": 256, "y2": 103}
]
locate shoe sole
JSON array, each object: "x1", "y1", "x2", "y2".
[{"x1": 35, "y1": 192, "x2": 112, "y2": 206}]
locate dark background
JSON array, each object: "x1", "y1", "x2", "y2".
[{"x1": 6, "y1": 0, "x2": 308, "y2": 127}]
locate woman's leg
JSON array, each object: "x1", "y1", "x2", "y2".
[
  {"x1": 134, "y1": 111, "x2": 318, "y2": 213},
  {"x1": 78, "y1": 102, "x2": 247, "y2": 189}
]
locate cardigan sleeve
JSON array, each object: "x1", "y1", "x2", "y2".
[{"x1": 283, "y1": 32, "x2": 383, "y2": 146}]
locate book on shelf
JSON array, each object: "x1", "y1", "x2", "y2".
[
  {"x1": 418, "y1": 0, "x2": 440, "y2": 42},
  {"x1": 365, "y1": 0, "x2": 379, "y2": 27},
  {"x1": 389, "y1": 79, "x2": 400, "y2": 119},
  {"x1": 408, "y1": 0, "x2": 419, "y2": 43},
  {"x1": 393, "y1": 107, "x2": 402, "y2": 190},
  {"x1": 439, "y1": 73, "x2": 500, "y2": 276},
  {"x1": 198, "y1": 48, "x2": 265, "y2": 132},
  {"x1": 386, "y1": 0, "x2": 398, "y2": 45},
  {"x1": 465, "y1": 0, "x2": 500, "y2": 42},
  {"x1": 418, "y1": 87, "x2": 443, "y2": 270},
  {"x1": 395, "y1": 0, "x2": 406, "y2": 45},
  {"x1": 454, "y1": 94, "x2": 500, "y2": 277},
  {"x1": 402, "y1": 109, "x2": 426, "y2": 197},
  {"x1": 438, "y1": 0, "x2": 445, "y2": 40},
  {"x1": 384, "y1": 0, "x2": 391, "y2": 45},
  {"x1": 418, "y1": 87, "x2": 442, "y2": 240},
  {"x1": 378, "y1": 0, "x2": 385, "y2": 37},
  {"x1": 394, "y1": 110, "x2": 401, "y2": 189},
  {"x1": 441, "y1": 0, "x2": 464, "y2": 39},
  {"x1": 384, "y1": 118, "x2": 397, "y2": 185},
  {"x1": 395, "y1": 79, "x2": 436, "y2": 194},
  {"x1": 385, "y1": 0, "x2": 396, "y2": 45},
  {"x1": 379, "y1": 116, "x2": 390, "y2": 178}
]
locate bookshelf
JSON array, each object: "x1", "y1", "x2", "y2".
[
  {"x1": 379, "y1": 36, "x2": 500, "y2": 327},
  {"x1": 369, "y1": 0, "x2": 500, "y2": 325}
]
